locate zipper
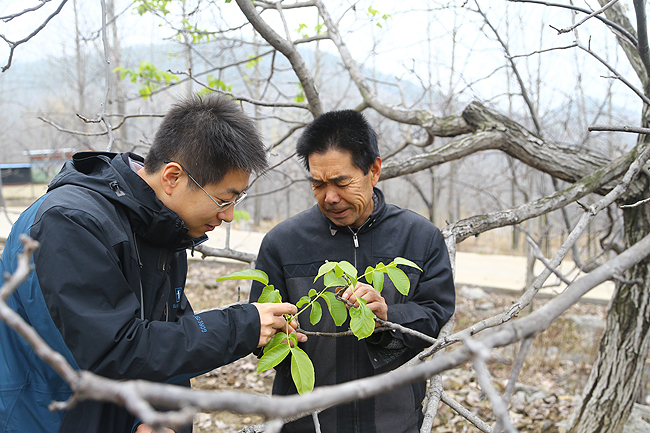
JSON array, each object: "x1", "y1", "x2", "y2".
[
  {"x1": 110, "y1": 181, "x2": 125, "y2": 197},
  {"x1": 133, "y1": 232, "x2": 145, "y2": 321},
  {"x1": 347, "y1": 217, "x2": 373, "y2": 268}
]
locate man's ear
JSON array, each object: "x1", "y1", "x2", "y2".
[
  {"x1": 160, "y1": 162, "x2": 184, "y2": 196},
  {"x1": 370, "y1": 157, "x2": 382, "y2": 187}
]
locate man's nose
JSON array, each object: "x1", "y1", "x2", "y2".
[
  {"x1": 218, "y1": 205, "x2": 235, "y2": 223},
  {"x1": 324, "y1": 185, "x2": 340, "y2": 204}
]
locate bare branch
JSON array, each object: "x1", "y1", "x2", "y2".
[
  {"x1": 1, "y1": 0, "x2": 68, "y2": 72},
  {"x1": 589, "y1": 124, "x2": 650, "y2": 134},
  {"x1": 508, "y1": 0, "x2": 637, "y2": 47},
  {"x1": 441, "y1": 391, "x2": 493, "y2": 433},
  {"x1": 193, "y1": 244, "x2": 256, "y2": 264},
  {"x1": 99, "y1": 0, "x2": 114, "y2": 151},
  {"x1": 508, "y1": 43, "x2": 579, "y2": 59},
  {"x1": 552, "y1": 0, "x2": 619, "y2": 34},
  {"x1": 577, "y1": 42, "x2": 650, "y2": 106},
  {"x1": 255, "y1": 1, "x2": 317, "y2": 10},
  {"x1": 524, "y1": 232, "x2": 573, "y2": 286},
  {"x1": 475, "y1": 2, "x2": 542, "y2": 135},
  {"x1": 175, "y1": 70, "x2": 309, "y2": 110},
  {"x1": 632, "y1": 0, "x2": 650, "y2": 81},
  {"x1": 620, "y1": 196, "x2": 650, "y2": 208},
  {"x1": 234, "y1": 0, "x2": 323, "y2": 116},
  {"x1": 1, "y1": 0, "x2": 53, "y2": 22},
  {"x1": 465, "y1": 338, "x2": 517, "y2": 433}
]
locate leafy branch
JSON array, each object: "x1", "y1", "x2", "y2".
[{"x1": 216, "y1": 257, "x2": 421, "y2": 393}]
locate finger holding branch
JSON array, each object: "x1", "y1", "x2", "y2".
[
  {"x1": 341, "y1": 282, "x2": 388, "y2": 323},
  {"x1": 253, "y1": 302, "x2": 306, "y2": 347}
]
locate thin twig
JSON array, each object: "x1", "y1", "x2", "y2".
[
  {"x1": 578, "y1": 42, "x2": 650, "y2": 106},
  {"x1": 1, "y1": 0, "x2": 52, "y2": 22},
  {"x1": 441, "y1": 392, "x2": 493, "y2": 433},
  {"x1": 508, "y1": 43, "x2": 579, "y2": 59},
  {"x1": 620, "y1": 196, "x2": 650, "y2": 208},
  {"x1": 99, "y1": 0, "x2": 114, "y2": 151},
  {"x1": 1, "y1": 0, "x2": 68, "y2": 72},
  {"x1": 508, "y1": 0, "x2": 637, "y2": 47},
  {"x1": 493, "y1": 338, "x2": 534, "y2": 432},
  {"x1": 552, "y1": 0, "x2": 619, "y2": 34},
  {"x1": 525, "y1": 233, "x2": 573, "y2": 286}
]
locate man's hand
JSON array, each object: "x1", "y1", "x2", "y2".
[
  {"x1": 253, "y1": 302, "x2": 308, "y2": 347},
  {"x1": 341, "y1": 283, "x2": 388, "y2": 326}
]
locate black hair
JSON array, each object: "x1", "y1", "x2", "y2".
[
  {"x1": 145, "y1": 93, "x2": 267, "y2": 187},
  {"x1": 296, "y1": 110, "x2": 379, "y2": 174}
]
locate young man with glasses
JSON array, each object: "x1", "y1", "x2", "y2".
[{"x1": 0, "y1": 94, "x2": 302, "y2": 433}]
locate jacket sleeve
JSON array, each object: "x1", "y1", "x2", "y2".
[
  {"x1": 369, "y1": 226, "x2": 455, "y2": 352},
  {"x1": 32, "y1": 205, "x2": 260, "y2": 382}
]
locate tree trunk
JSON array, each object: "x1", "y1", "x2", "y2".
[{"x1": 567, "y1": 196, "x2": 650, "y2": 433}]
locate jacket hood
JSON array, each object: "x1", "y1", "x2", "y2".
[{"x1": 48, "y1": 151, "x2": 206, "y2": 249}]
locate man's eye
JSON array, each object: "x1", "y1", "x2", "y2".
[{"x1": 312, "y1": 182, "x2": 324, "y2": 189}]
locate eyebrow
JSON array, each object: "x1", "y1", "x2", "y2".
[{"x1": 307, "y1": 175, "x2": 351, "y2": 183}]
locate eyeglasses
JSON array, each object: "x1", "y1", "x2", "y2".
[{"x1": 164, "y1": 159, "x2": 248, "y2": 212}]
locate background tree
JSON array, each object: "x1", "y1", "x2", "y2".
[{"x1": 2, "y1": 1, "x2": 650, "y2": 432}]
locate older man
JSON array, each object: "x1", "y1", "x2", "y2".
[{"x1": 250, "y1": 110, "x2": 455, "y2": 433}]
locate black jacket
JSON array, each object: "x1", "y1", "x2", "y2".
[
  {"x1": 0, "y1": 152, "x2": 261, "y2": 433},
  {"x1": 250, "y1": 188, "x2": 455, "y2": 433}
]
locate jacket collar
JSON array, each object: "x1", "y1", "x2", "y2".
[{"x1": 49, "y1": 151, "x2": 206, "y2": 250}]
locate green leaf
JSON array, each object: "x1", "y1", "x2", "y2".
[
  {"x1": 364, "y1": 266, "x2": 374, "y2": 284},
  {"x1": 233, "y1": 209, "x2": 250, "y2": 222},
  {"x1": 323, "y1": 272, "x2": 348, "y2": 288},
  {"x1": 315, "y1": 262, "x2": 337, "y2": 283},
  {"x1": 309, "y1": 300, "x2": 322, "y2": 325},
  {"x1": 216, "y1": 269, "x2": 269, "y2": 285},
  {"x1": 372, "y1": 270, "x2": 385, "y2": 293},
  {"x1": 386, "y1": 267, "x2": 410, "y2": 296},
  {"x1": 257, "y1": 342, "x2": 291, "y2": 373},
  {"x1": 322, "y1": 291, "x2": 348, "y2": 326},
  {"x1": 263, "y1": 331, "x2": 287, "y2": 354},
  {"x1": 258, "y1": 285, "x2": 282, "y2": 304},
  {"x1": 349, "y1": 299, "x2": 375, "y2": 340},
  {"x1": 296, "y1": 296, "x2": 311, "y2": 308},
  {"x1": 290, "y1": 346, "x2": 315, "y2": 394},
  {"x1": 391, "y1": 257, "x2": 422, "y2": 272},
  {"x1": 336, "y1": 261, "x2": 358, "y2": 279},
  {"x1": 308, "y1": 288, "x2": 317, "y2": 297}
]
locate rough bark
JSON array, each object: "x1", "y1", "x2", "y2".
[
  {"x1": 567, "y1": 2, "x2": 650, "y2": 432},
  {"x1": 568, "y1": 185, "x2": 650, "y2": 433},
  {"x1": 381, "y1": 101, "x2": 638, "y2": 196}
]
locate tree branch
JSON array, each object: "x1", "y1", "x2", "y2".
[
  {"x1": 234, "y1": 0, "x2": 323, "y2": 117},
  {"x1": 552, "y1": 0, "x2": 620, "y2": 35},
  {"x1": 1, "y1": 0, "x2": 68, "y2": 72}
]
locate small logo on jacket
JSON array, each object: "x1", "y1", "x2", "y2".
[
  {"x1": 194, "y1": 315, "x2": 207, "y2": 333},
  {"x1": 173, "y1": 287, "x2": 183, "y2": 309}
]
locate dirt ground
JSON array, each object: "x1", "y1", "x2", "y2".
[{"x1": 183, "y1": 258, "x2": 628, "y2": 433}]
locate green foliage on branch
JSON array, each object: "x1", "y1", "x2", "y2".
[
  {"x1": 216, "y1": 257, "x2": 421, "y2": 393},
  {"x1": 367, "y1": 6, "x2": 392, "y2": 28},
  {"x1": 133, "y1": 0, "x2": 171, "y2": 16},
  {"x1": 114, "y1": 62, "x2": 179, "y2": 99}
]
